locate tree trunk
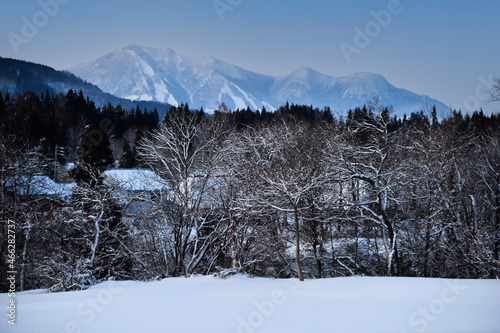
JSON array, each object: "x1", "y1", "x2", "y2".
[
  {"x1": 294, "y1": 209, "x2": 304, "y2": 281},
  {"x1": 313, "y1": 240, "x2": 322, "y2": 278},
  {"x1": 229, "y1": 216, "x2": 238, "y2": 271},
  {"x1": 20, "y1": 225, "x2": 31, "y2": 292},
  {"x1": 89, "y1": 211, "x2": 104, "y2": 267},
  {"x1": 423, "y1": 221, "x2": 431, "y2": 277},
  {"x1": 379, "y1": 193, "x2": 397, "y2": 276}
]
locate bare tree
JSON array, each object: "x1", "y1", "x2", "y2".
[
  {"x1": 238, "y1": 121, "x2": 330, "y2": 281},
  {"x1": 0, "y1": 136, "x2": 50, "y2": 291},
  {"x1": 394, "y1": 115, "x2": 459, "y2": 277},
  {"x1": 41, "y1": 163, "x2": 138, "y2": 289},
  {"x1": 326, "y1": 101, "x2": 403, "y2": 275},
  {"x1": 138, "y1": 111, "x2": 231, "y2": 276},
  {"x1": 474, "y1": 134, "x2": 500, "y2": 277}
]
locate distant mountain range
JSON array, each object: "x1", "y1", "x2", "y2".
[
  {"x1": 70, "y1": 44, "x2": 450, "y2": 116},
  {"x1": 0, "y1": 57, "x2": 171, "y2": 112},
  {"x1": 0, "y1": 48, "x2": 450, "y2": 117}
]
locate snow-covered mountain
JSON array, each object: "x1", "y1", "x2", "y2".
[{"x1": 70, "y1": 45, "x2": 449, "y2": 115}]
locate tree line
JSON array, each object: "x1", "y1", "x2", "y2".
[{"x1": 1, "y1": 90, "x2": 499, "y2": 291}]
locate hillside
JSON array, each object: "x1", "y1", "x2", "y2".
[{"x1": 0, "y1": 57, "x2": 171, "y2": 112}]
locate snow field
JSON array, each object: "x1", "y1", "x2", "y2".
[{"x1": 1, "y1": 275, "x2": 500, "y2": 333}]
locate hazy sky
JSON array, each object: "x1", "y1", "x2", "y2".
[{"x1": 1, "y1": 0, "x2": 500, "y2": 113}]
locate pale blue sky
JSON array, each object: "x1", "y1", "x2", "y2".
[{"x1": 1, "y1": 0, "x2": 499, "y2": 113}]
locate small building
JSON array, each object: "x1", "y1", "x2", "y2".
[
  {"x1": 5, "y1": 175, "x2": 76, "y2": 200},
  {"x1": 103, "y1": 169, "x2": 167, "y2": 217},
  {"x1": 103, "y1": 169, "x2": 166, "y2": 195}
]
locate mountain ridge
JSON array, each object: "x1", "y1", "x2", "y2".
[{"x1": 69, "y1": 45, "x2": 450, "y2": 116}]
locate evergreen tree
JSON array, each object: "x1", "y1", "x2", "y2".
[
  {"x1": 431, "y1": 105, "x2": 439, "y2": 128},
  {"x1": 112, "y1": 105, "x2": 126, "y2": 140},
  {"x1": 261, "y1": 106, "x2": 268, "y2": 122},
  {"x1": 151, "y1": 108, "x2": 160, "y2": 127},
  {"x1": 134, "y1": 105, "x2": 142, "y2": 126},
  {"x1": 72, "y1": 122, "x2": 114, "y2": 185},
  {"x1": 119, "y1": 140, "x2": 136, "y2": 169}
]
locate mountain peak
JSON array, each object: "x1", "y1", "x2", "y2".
[
  {"x1": 112, "y1": 44, "x2": 146, "y2": 57},
  {"x1": 119, "y1": 44, "x2": 143, "y2": 52},
  {"x1": 118, "y1": 44, "x2": 173, "y2": 53},
  {"x1": 339, "y1": 72, "x2": 392, "y2": 95},
  {"x1": 292, "y1": 66, "x2": 314, "y2": 74},
  {"x1": 287, "y1": 66, "x2": 323, "y2": 78},
  {"x1": 112, "y1": 45, "x2": 179, "y2": 64},
  {"x1": 344, "y1": 72, "x2": 389, "y2": 84}
]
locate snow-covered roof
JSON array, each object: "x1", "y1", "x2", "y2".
[
  {"x1": 104, "y1": 169, "x2": 166, "y2": 192},
  {"x1": 6, "y1": 175, "x2": 76, "y2": 198}
]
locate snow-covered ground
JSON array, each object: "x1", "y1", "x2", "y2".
[{"x1": 2, "y1": 275, "x2": 499, "y2": 333}]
